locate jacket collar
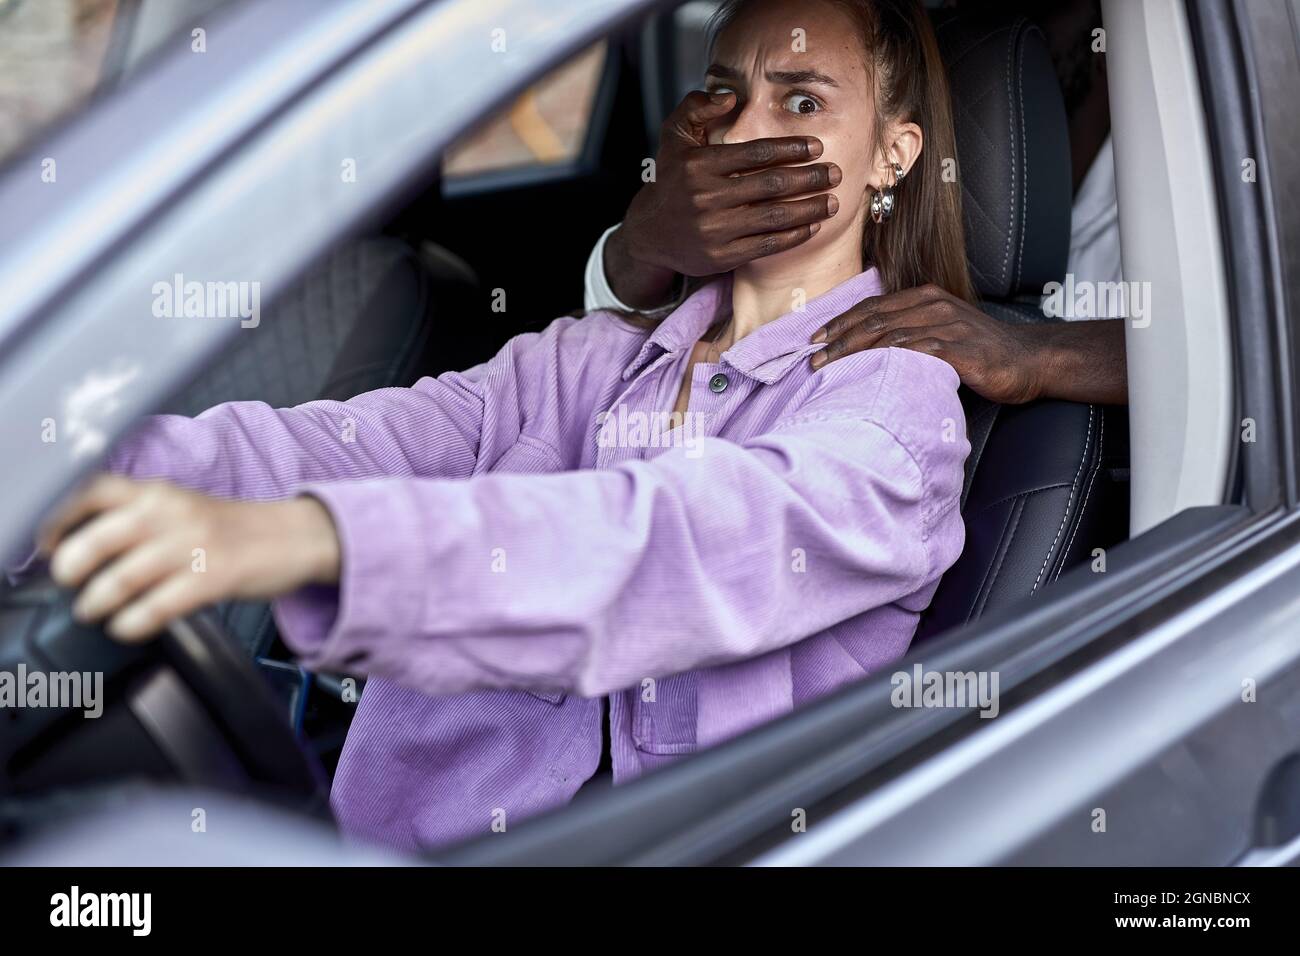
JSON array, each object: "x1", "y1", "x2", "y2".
[{"x1": 620, "y1": 268, "x2": 884, "y2": 385}]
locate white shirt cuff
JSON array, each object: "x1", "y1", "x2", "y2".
[
  {"x1": 583, "y1": 222, "x2": 688, "y2": 314},
  {"x1": 584, "y1": 223, "x2": 637, "y2": 312}
]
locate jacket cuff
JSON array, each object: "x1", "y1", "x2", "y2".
[{"x1": 272, "y1": 480, "x2": 429, "y2": 673}]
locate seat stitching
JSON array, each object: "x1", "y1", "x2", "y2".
[
  {"x1": 954, "y1": 37, "x2": 1019, "y2": 297},
  {"x1": 999, "y1": 28, "x2": 1015, "y2": 289},
  {"x1": 975, "y1": 496, "x2": 1025, "y2": 620},
  {"x1": 1033, "y1": 404, "x2": 1094, "y2": 592},
  {"x1": 1014, "y1": 25, "x2": 1029, "y2": 290},
  {"x1": 1055, "y1": 408, "x2": 1105, "y2": 582},
  {"x1": 968, "y1": 502, "x2": 1010, "y2": 622},
  {"x1": 937, "y1": 25, "x2": 1014, "y2": 69},
  {"x1": 962, "y1": 403, "x2": 1000, "y2": 505},
  {"x1": 972, "y1": 482, "x2": 1073, "y2": 513}
]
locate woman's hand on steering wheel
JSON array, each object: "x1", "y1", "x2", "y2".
[{"x1": 36, "y1": 475, "x2": 341, "y2": 643}]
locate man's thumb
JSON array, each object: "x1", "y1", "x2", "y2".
[{"x1": 671, "y1": 90, "x2": 734, "y2": 142}]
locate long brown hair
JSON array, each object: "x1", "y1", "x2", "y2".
[{"x1": 708, "y1": 0, "x2": 975, "y2": 304}]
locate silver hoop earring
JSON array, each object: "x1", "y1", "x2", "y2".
[{"x1": 870, "y1": 162, "x2": 907, "y2": 224}]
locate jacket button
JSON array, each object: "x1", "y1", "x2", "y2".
[{"x1": 708, "y1": 373, "x2": 730, "y2": 394}]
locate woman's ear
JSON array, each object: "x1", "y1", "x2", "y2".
[
  {"x1": 870, "y1": 121, "x2": 924, "y2": 187},
  {"x1": 889, "y1": 121, "x2": 924, "y2": 178}
]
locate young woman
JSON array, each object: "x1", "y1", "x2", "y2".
[{"x1": 39, "y1": 0, "x2": 972, "y2": 852}]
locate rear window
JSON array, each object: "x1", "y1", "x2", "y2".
[{"x1": 442, "y1": 41, "x2": 607, "y2": 179}]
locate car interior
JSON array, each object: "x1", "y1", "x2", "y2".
[
  {"x1": 143, "y1": 1, "x2": 1135, "y2": 776},
  {"x1": 1, "y1": 0, "x2": 1269, "y2": 864}
]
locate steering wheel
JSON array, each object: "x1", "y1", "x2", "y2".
[{"x1": 0, "y1": 572, "x2": 328, "y2": 822}]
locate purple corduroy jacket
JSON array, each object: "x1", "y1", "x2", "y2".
[{"x1": 104, "y1": 268, "x2": 968, "y2": 851}]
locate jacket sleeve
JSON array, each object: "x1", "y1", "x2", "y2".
[
  {"x1": 274, "y1": 349, "x2": 968, "y2": 699},
  {"x1": 6, "y1": 362, "x2": 488, "y2": 580},
  {"x1": 105, "y1": 371, "x2": 485, "y2": 502},
  {"x1": 5, "y1": 372, "x2": 488, "y2": 581},
  {"x1": 6, "y1": 315, "x2": 606, "y2": 583},
  {"x1": 102, "y1": 310, "x2": 601, "y2": 499}
]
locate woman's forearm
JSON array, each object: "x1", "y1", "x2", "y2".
[{"x1": 106, "y1": 375, "x2": 487, "y2": 501}]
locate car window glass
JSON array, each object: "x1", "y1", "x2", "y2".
[{"x1": 442, "y1": 41, "x2": 607, "y2": 178}]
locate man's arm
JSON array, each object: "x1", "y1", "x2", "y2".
[
  {"x1": 810, "y1": 284, "x2": 1128, "y2": 406},
  {"x1": 590, "y1": 224, "x2": 681, "y2": 312},
  {"x1": 585, "y1": 90, "x2": 841, "y2": 312},
  {"x1": 1024, "y1": 318, "x2": 1127, "y2": 405}
]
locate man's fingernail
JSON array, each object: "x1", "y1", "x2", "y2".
[
  {"x1": 827, "y1": 164, "x2": 842, "y2": 186},
  {"x1": 810, "y1": 350, "x2": 827, "y2": 369},
  {"x1": 710, "y1": 91, "x2": 729, "y2": 104},
  {"x1": 806, "y1": 138, "x2": 823, "y2": 157},
  {"x1": 827, "y1": 194, "x2": 839, "y2": 216},
  {"x1": 811, "y1": 328, "x2": 827, "y2": 343},
  {"x1": 809, "y1": 222, "x2": 821, "y2": 235}
]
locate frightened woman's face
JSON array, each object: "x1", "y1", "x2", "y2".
[{"x1": 704, "y1": 0, "x2": 877, "y2": 263}]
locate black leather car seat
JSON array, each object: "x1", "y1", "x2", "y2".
[{"x1": 914, "y1": 12, "x2": 1130, "y2": 641}]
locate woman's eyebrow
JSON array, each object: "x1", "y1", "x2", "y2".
[
  {"x1": 704, "y1": 63, "x2": 840, "y2": 88},
  {"x1": 767, "y1": 69, "x2": 840, "y2": 88}
]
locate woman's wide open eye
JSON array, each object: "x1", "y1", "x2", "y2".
[{"x1": 782, "y1": 92, "x2": 823, "y2": 116}]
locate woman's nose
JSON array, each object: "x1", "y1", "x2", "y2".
[{"x1": 719, "y1": 100, "x2": 772, "y2": 145}]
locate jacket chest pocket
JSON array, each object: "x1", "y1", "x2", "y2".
[{"x1": 631, "y1": 673, "x2": 698, "y2": 754}]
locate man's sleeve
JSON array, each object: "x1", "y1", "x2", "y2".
[
  {"x1": 584, "y1": 223, "x2": 636, "y2": 312},
  {"x1": 583, "y1": 223, "x2": 687, "y2": 314}
]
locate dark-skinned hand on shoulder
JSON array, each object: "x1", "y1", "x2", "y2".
[{"x1": 810, "y1": 283, "x2": 1128, "y2": 406}]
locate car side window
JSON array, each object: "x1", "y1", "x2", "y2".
[{"x1": 442, "y1": 41, "x2": 607, "y2": 179}]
